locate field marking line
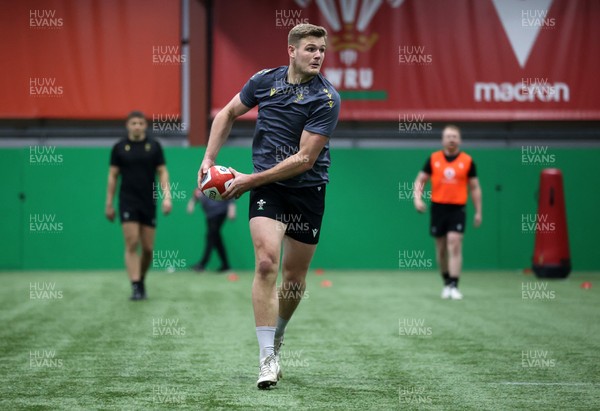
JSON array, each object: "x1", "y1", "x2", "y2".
[{"x1": 496, "y1": 382, "x2": 596, "y2": 386}]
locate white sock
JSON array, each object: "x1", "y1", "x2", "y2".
[{"x1": 256, "y1": 326, "x2": 276, "y2": 361}]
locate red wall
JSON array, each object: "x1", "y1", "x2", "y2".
[{"x1": 0, "y1": 0, "x2": 181, "y2": 119}]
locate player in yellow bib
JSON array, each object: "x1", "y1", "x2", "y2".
[{"x1": 413, "y1": 125, "x2": 482, "y2": 299}]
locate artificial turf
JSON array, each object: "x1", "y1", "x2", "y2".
[{"x1": 1, "y1": 269, "x2": 599, "y2": 410}]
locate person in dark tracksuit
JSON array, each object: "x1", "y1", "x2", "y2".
[{"x1": 187, "y1": 188, "x2": 235, "y2": 272}]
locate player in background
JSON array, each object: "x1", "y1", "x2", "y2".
[
  {"x1": 105, "y1": 111, "x2": 172, "y2": 300},
  {"x1": 197, "y1": 24, "x2": 340, "y2": 389},
  {"x1": 187, "y1": 189, "x2": 236, "y2": 272},
  {"x1": 413, "y1": 125, "x2": 482, "y2": 300}
]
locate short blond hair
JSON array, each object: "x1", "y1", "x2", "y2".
[
  {"x1": 288, "y1": 24, "x2": 328, "y2": 46},
  {"x1": 443, "y1": 124, "x2": 461, "y2": 136}
]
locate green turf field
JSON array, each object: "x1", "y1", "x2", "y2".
[{"x1": 1, "y1": 270, "x2": 599, "y2": 410}]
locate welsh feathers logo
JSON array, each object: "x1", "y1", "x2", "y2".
[{"x1": 295, "y1": 0, "x2": 405, "y2": 100}]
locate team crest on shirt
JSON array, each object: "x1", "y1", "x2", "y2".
[
  {"x1": 434, "y1": 161, "x2": 440, "y2": 168},
  {"x1": 125, "y1": 144, "x2": 131, "y2": 151},
  {"x1": 145, "y1": 143, "x2": 151, "y2": 151},
  {"x1": 257, "y1": 199, "x2": 266, "y2": 211},
  {"x1": 270, "y1": 87, "x2": 277, "y2": 96},
  {"x1": 458, "y1": 162, "x2": 464, "y2": 169},
  {"x1": 443, "y1": 167, "x2": 456, "y2": 180}
]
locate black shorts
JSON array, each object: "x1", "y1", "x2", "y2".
[
  {"x1": 430, "y1": 202, "x2": 466, "y2": 237},
  {"x1": 249, "y1": 183, "x2": 326, "y2": 245},
  {"x1": 119, "y1": 204, "x2": 156, "y2": 228}
]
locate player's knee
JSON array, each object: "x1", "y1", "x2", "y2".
[
  {"x1": 282, "y1": 269, "x2": 307, "y2": 285},
  {"x1": 256, "y1": 255, "x2": 278, "y2": 278},
  {"x1": 141, "y1": 245, "x2": 153, "y2": 255},
  {"x1": 447, "y1": 238, "x2": 462, "y2": 254},
  {"x1": 436, "y1": 250, "x2": 447, "y2": 262},
  {"x1": 125, "y1": 239, "x2": 139, "y2": 252}
]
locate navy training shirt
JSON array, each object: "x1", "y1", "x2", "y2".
[{"x1": 239, "y1": 66, "x2": 341, "y2": 188}]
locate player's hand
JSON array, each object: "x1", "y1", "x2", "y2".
[
  {"x1": 198, "y1": 158, "x2": 214, "y2": 188},
  {"x1": 105, "y1": 204, "x2": 115, "y2": 222},
  {"x1": 414, "y1": 198, "x2": 427, "y2": 213},
  {"x1": 227, "y1": 206, "x2": 236, "y2": 220},
  {"x1": 186, "y1": 200, "x2": 195, "y2": 214},
  {"x1": 474, "y1": 212, "x2": 482, "y2": 228},
  {"x1": 222, "y1": 168, "x2": 254, "y2": 200},
  {"x1": 162, "y1": 198, "x2": 172, "y2": 215}
]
